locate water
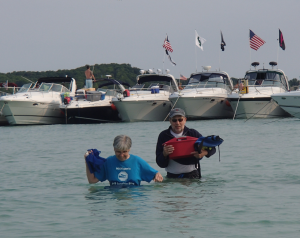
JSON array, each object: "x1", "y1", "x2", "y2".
[{"x1": 1, "y1": 118, "x2": 300, "y2": 237}]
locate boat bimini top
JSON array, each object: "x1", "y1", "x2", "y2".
[{"x1": 95, "y1": 78, "x2": 130, "y2": 93}]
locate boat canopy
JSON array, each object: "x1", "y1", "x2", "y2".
[
  {"x1": 37, "y1": 77, "x2": 74, "y2": 84},
  {"x1": 96, "y1": 78, "x2": 130, "y2": 88},
  {"x1": 245, "y1": 70, "x2": 288, "y2": 89}
]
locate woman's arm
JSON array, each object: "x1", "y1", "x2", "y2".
[{"x1": 84, "y1": 152, "x2": 99, "y2": 184}]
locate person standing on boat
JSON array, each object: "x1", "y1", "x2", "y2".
[
  {"x1": 85, "y1": 135, "x2": 163, "y2": 186},
  {"x1": 155, "y1": 108, "x2": 216, "y2": 179},
  {"x1": 85, "y1": 65, "x2": 95, "y2": 89}
]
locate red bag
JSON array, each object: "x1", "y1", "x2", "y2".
[{"x1": 163, "y1": 136, "x2": 198, "y2": 160}]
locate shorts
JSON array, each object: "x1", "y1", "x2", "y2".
[
  {"x1": 167, "y1": 170, "x2": 200, "y2": 179},
  {"x1": 86, "y1": 79, "x2": 93, "y2": 88}
]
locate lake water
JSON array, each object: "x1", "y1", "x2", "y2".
[{"x1": 1, "y1": 118, "x2": 300, "y2": 238}]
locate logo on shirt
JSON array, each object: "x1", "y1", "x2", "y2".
[{"x1": 118, "y1": 171, "x2": 128, "y2": 181}]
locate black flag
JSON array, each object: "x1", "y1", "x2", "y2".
[
  {"x1": 279, "y1": 29, "x2": 285, "y2": 50},
  {"x1": 221, "y1": 31, "x2": 226, "y2": 51},
  {"x1": 165, "y1": 50, "x2": 176, "y2": 66}
]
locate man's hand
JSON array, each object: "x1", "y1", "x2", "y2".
[
  {"x1": 163, "y1": 144, "x2": 174, "y2": 157},
  {"x1": 190, "y1": 149, "x2": 208, "y2": 159}
]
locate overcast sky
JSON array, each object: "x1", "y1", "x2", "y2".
[{"x1": 1, "y1": 0, "x2": 299, "y2": 80}]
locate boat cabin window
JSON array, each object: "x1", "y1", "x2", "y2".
[
  {"x1": 245, "y1": 71, "x2": 286, "y2": 87},
  {"x1": 17, "y1": 83, "x2": 33, "y2": 93}
]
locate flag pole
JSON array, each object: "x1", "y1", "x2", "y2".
[
  {"x1": 163, "y1": 50, "x2": 165, "y2": 74},
  {"x1": 277, "y1": 29, "x2": 279, "y2": 68},
  {"x1": 195, "y1": 30, "x2": 197, "y2": 72},
  {"x1": 219, "y1": 48, "x2": 221, "y2": 71},
  {"x1": 249, "y1": 30, "x2": 251, "y2": 69},
  {"x1": 219, "y1": 31, "x2": 221, "y2": 71}
]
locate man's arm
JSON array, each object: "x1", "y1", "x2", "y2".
[{"x1": 155, "y1": 133, "x2": 170, "y2": 168}]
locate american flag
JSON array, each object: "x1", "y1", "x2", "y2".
[
  {"x1": 249, "y1": 30, "x2": 265, "y2": 51},
  {"x1": 163, "y1": 35, "x2": 173, "y2": 53},
  {"x1": 180, "y1": 74, "x2": 187, "y2": 80}
]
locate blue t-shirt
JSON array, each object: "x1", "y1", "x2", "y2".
[{"x1": 94, "y1": 154, "x2": 158, "y2": 186}]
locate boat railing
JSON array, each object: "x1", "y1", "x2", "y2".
[
  {"x1": 0, "y1": 86, "x2": 22, "y2": 95},
  {"x1": 129, "y1": 84, "x2": 173, "y2": 97}
]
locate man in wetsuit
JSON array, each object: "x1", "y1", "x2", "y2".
[{"x1": 156, "y1": 108, "x2": 216, "y2": 179}]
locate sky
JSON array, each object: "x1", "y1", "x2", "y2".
[{"x1": 1, "y1": 0, "x2": 299, "y2": 80}]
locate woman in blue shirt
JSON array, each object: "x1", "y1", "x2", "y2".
[{"x1": 85, "y1": 135, "x2": 163, "y2": 186}]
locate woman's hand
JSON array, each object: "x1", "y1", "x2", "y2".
[
  {"x1": 84, "y1": 150, "x2": 92, "y2": 159},
  {"x1": 153, "y1": 172, "x2": 163, "y2": 182}
]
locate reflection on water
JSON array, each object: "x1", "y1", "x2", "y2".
[{"x1": 84, "y1": 176, "x2": 225, "y2": 223}]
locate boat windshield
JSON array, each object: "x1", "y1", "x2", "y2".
[
  {"x1": 17, "y1": 83, "x2": 33, "y2": 93},
  {"x1": 49, "y1": 84, "x2": 70, "y2": 93},
  {"x1": 245, "y1": 71, "x2": 287, "y2": 88},
  {"x1": 185, "y1": 73, "x2": 230, "y2": 89},
  {"x1": 97, "y1": 88, "x2": 118, "y2": 96},
  {"x1": 38, "y1": 83, "x2": 53, "y2": 92}
]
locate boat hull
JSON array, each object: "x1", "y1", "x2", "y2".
[
  {"x1": 61, "y1": 105, "x2": 120, "y2": 123},
  {"x1": 272, "y1": 93, "x2": 300, "y2": 118},
  {"x1": 228, "y1": 97, "x2": 290, "y2": 119},
  {"x1": 2, "y1": 100, "x2": 64, "y2": 125},
  {"x1": 112, "y1": 99, "x2": 172, "y2": 122},
  {"x1": 169, "y1": 96, "x2": 233, "y2": 119}
]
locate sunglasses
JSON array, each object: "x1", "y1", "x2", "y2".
[{"x1": 171, "y1": 118, "x2": 184, "y2": 122}]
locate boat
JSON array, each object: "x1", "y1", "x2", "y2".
[
  {"x1": 271, "y1": 90, "x2": 300, "y2": 119},
  {"x1": 111, "y1": 69, "x2": 179, "y2": 122},
  {"x1": 60, "y1": 77, "x2": 130, "y2": 123},
  {"x1": 169, "y1": 67, "x2": 234, "y2": 119},
  {"x1": 227, "y1": 62, "x2": 291, "y2": 119},
  {"x1": 0, "y1": 82, "x2": 19, "y2": 126},
  {"x1": 0, "y1": 77, "x2": 76, "y2": 125}
]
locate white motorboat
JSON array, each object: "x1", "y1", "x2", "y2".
[
  {"x1": 0, "y1": 82, "x2": 20, "y2": 126},
  {"x1": 228, "y1": 62, "x2": 291, "y2": 119},
  {"x1": 271, "y1": 90, "x2": 300, "y2": 119},
  {"x1": 60, "y1": 78, "x2": 130, "y2": 123},
  {"x1": 0, "y1": 77, "x2": 76, "y2": 125},
  {"x1": 169, "y1": 67, "x2": 234, "y2": 119},
  {"x1": 112, "y1": 70, "x2": 179, "y2": 122}
]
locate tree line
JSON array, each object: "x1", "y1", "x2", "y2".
[
  {"x1": 1, "y1": 63, "x2": 299, "y2": 89},
  {"x1": 0, "y1": 63, "x2": 141, "y2": 89}
]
